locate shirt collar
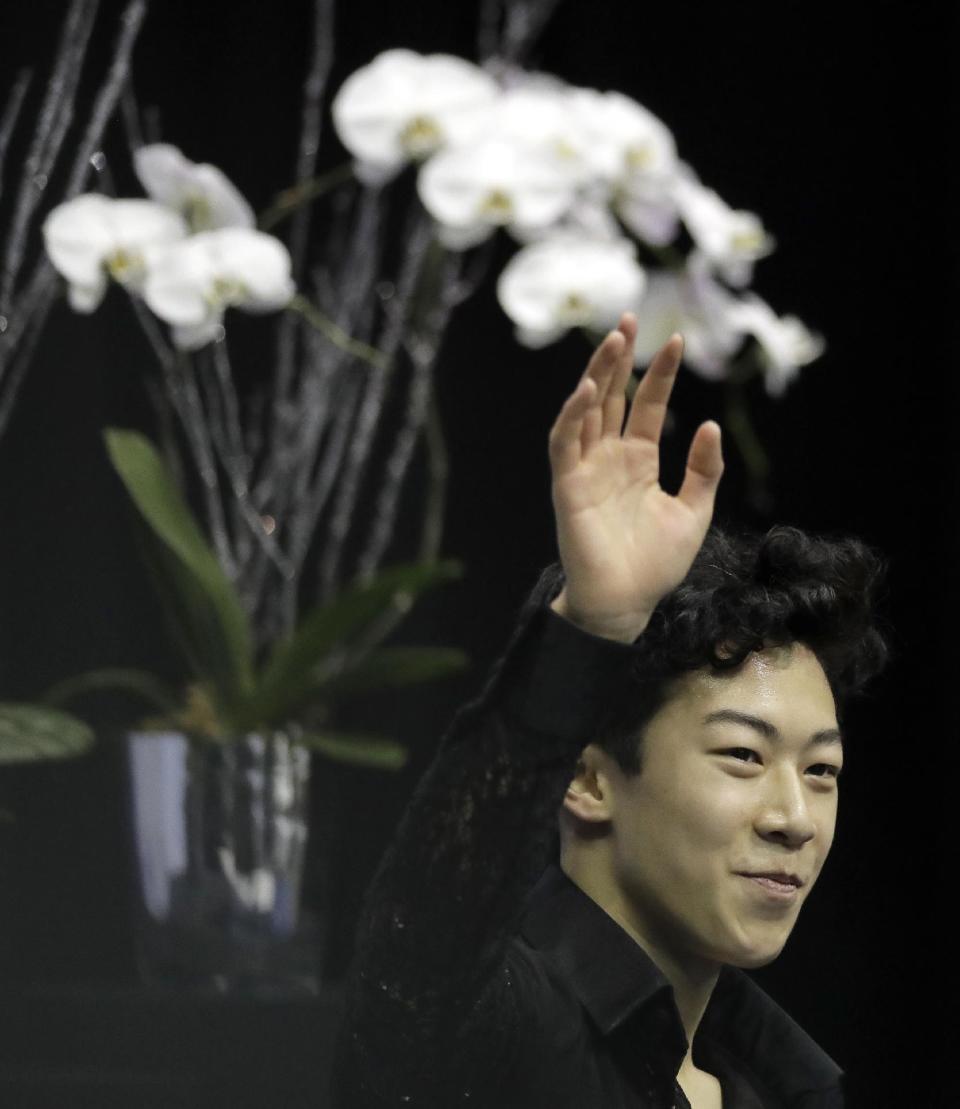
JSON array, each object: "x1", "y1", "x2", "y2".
[{"x1": 519, "y1": 862, "x2": 844, "y2": 1100}]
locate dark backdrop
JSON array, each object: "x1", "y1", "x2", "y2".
[{"x1": 0, "y1": 2, "x2": 956, "y2": 1106}]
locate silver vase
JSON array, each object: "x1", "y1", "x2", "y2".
[{"x1": 125, "y1": 728, "x2": 319, "y2": 995}]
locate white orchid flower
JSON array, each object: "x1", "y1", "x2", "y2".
[
  {"x1": 728, "y1": 292, "x2": 825, "y2": 396},
  {"x1": 42, "y1": 193, "x2": 188, "y2": 312},
  {"x1": 631, "y1": 259, "x2": 744, "y2": 380},
  {"x1": 133, "y1": 143, "x2": 255, "y2": 232},
  {"x1": 673, "y1": 168, "x2": 775, "y2": 287},
  {"x1": 332, "y1": 49, "x2": 499, "y2": 184},
  {"x1": 614, "y1": 172, "x2": 683, "y2": 247},
  {"x1": 497, "y1": 234, "x2": 646, "y2": 348},
  {"x1": 488, "y1": 83, "x2": 595, "y2": 187},
  {"x1": 565, "y1": 88, "x2": 681, "y2": 245},
  {"x1": 566, "y1": 88, "x2": 678, "y2": 184},
  {"x1": 417, "y1": 135, "x2": 579, "y2": 249},
  {"x1": 143, "y1": 228, "x2": 295, "y2": 350}
]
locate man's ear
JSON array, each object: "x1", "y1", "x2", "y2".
[{"x1": 562, "y1": 743, "x2": 614, "y2": 824}]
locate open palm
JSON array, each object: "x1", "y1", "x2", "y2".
[{"x1": 548, "y1": 313, "x2": 724, "y2": 643}]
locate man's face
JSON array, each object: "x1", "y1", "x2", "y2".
[{"x1": 576, "y1": 642, "x2": 843, "y2": 971}]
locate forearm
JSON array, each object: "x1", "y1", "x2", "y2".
[{"x1": 332, "y1": 564, "x2": 638, "y2": 1104}]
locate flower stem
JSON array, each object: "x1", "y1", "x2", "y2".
[
  {"x1": 723, "y1": 380, "x2": 772, "y2": 511},
  {"x1": 257, "y1": 163, "x2": 355, "y2": 231},
  {"x1": 287, "y1": 293, "x2": 389, "y2": 370}
]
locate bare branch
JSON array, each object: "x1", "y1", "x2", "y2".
[
  {"x1": 288, "y1": 0, "x2": 336, "y2": 282},
  {"x1": 0, "y1": 273, "x2": 58, "y2": 440},
  {"x1": 0, "y1": 0, "x2": 101, "y2": 314},
  {"x1": 500, "y1": 0, "x2": 565, "y2": 66},
  {"x1": 476, "y1": 0, "x2": 503, "y2": 63},
  {"x1": 63, "y1": 0, "x2": 150, "y2": 200},
  {"x1": 265, "y1": 0, "x2": 337, "y2": 490},
  {"x1": 355, "y1": 326, "x2": 437, "y2": 581},
  {"x1": 0, "y1": 69, "x2": 33, "y2": 208},
  {"x1": 315, "y1": 213, "x2": 434, "y2": 602},
  {"x1": 120, "y1": 85, "x2": 145, "y2": 153}
]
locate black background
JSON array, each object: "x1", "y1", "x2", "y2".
[{"x1": 0, "y1": 1, "x2": 957, "y2": 1105}]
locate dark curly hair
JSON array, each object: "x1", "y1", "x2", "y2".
[{"x1": 534, "y1": 521, "x2": 892, "y2": 779}]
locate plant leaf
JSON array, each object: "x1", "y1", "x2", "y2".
[
  {"x1": 42, "y1": 668, "x2": 182, "y2": 715},
  {"x1": 246, "y1": 560, "x2": 462, "y2": 728},
  {"x1": 0, "y1": 704, "x2": 95, "y2": 763},
  {"x1": 297, "y1": 731, "x2": 408, "y2": 770},
  {"x1": 320, "y1": 646, "x2": 470, "y2": 699},
  {"x1": 104, "y1": 428, "x2": 254, "y2": 711}
]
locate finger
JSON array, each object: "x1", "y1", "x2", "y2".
[
  {"x1": 676, "y1": 420, "x2": 724, "y2": 517},
  {"x1": 581, "y1": 329, "x2": 624, "y2": 452},
  {"x1": 601, "y1": 311, "x2": 638, "y2": 437},
  {"x1": 548, "y1": 374, "x2": 598, "y2": 477},
  {"x1": 624, "y1": 332, "x2": 684, "y2": 444}
]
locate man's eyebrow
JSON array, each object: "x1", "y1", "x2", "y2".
[{"x1": 702, "y1": 709, "x2": 844, "y2": 748}]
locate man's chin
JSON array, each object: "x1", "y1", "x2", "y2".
[{"x1": 725, "y1": 940, "x2": 788, "y2": 970}]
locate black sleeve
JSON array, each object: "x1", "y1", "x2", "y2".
[{"x1": 330, "y1": 562, "x2": 641, "y2": 1107}]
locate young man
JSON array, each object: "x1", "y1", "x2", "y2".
[{"x1": 331, "y1": 315, "x2": 889, "y2": 1108}]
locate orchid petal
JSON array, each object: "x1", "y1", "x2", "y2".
[
  {"x1": 728, "y1": 292, "x2": 825, "y2": 395},
  {"x1": 202, "y1": 228, "x2": 294, "y2": 309},
  {"x1": 490, "y1": 83, "x2": 594, "y2": 186},
  {"x1": 674, "y1": 173, "x2": 775, "y2": 287},
  {"x1": 566, "y1": 88, "x2": 678, "y2": 185},
  {"x1": 498, "y1": 234, "x2": 646, "y2": 342},
  {"x1": 614, "y1": 174, "x2": 681, "y2": 246},
  {"x1": 135, "y1": 143, "x2": 255, "y2": 230},
  {"x1": 184, "y1": 164, "x2": 255, "y2": 230},
  {"x1": 143, "y1": 240, "x2": 213, "y2": 326},
  {"x1": 435, "y1": 221, "x2": 493, "y2": 250},
  {"x1": 632, "y1": 265, "x2": 744, "y2": 380},
  {"x1": 353, "y1": 159, "x2": 405, "y2": 187},
  {"x1": 43, "y1": 194, "x2": 116, "y2": 287},
  {"x1": 67, "y1": 273, "x2": 108, "y2": 313},
  {"x1": 515, "y1": 323, "x2": 566, "y2": 348},
  {"x1": 172, "y1": 318, "x2": 224, "y2": 351},
  {"x1": 418, "y1": 137, "x2": 577, "y2": 239},
  {"x1": 143, "y1": 228, "x2": 293, "y2": 344},
  {"x1": 332, "y1": 49, "x2": 499, "y2": 169},
  {"x1": 43, "y1": 194, "x2": 187, "y2": 306},
  {"x1": 133, "y1": 144, "x2": 193, "y2": 209}
]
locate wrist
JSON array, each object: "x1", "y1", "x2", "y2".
[{"x1": 549, "y1": 590, "x2": 651, "y2": 644}]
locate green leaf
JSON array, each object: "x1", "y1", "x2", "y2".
[
  {"x1": 246, "y1": 560, "x2": 462, "y2": 728},
  {"x1": 42, "y1": 668, "x2": 181, "y2": 716},
  {"x1": 104, "y1": 428, "x2": 254, "y2": 711},
  {"x1": 321, "y1": 646, "x2": 469, "y2": 699},
  {"x1": 297, "y1": 731, "x2": 408, "y2": 770},
  {"x1": 0, "y1": 704, "x2": 95, "y2": 763}
]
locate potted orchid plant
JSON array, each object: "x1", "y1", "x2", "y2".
[{"x1": 32, "y1": 140, "x2": 469, "y2": 990}]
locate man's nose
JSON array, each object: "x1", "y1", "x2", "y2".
[{"x1": 754, "y1": 767, "x2": 817, "y2": 845}]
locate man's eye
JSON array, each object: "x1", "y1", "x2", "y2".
[
  {"x1": 724, "y1": 748, "x2": 760, "y2": 763},
  {"x1": 722, "y1": 751, "x2": 842, "y2": 780},
  {"x1": 809, "y1": 764, "x2": 843, "y2": 779}
]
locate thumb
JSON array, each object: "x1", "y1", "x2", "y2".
[{"x1": 677, "y1": 420, "x2": 724, "y2": 516}]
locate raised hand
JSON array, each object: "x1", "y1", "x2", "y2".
[{"x1": 548, "y1": 313, "x2": 724, "y2": 643}]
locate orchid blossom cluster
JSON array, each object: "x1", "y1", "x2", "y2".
[
  {"x1": 332, "y1": 49, "x2": 824, "y2": 397},
  {"x1": 41, "y1": 144, "x2": 295, "y2": 350}
]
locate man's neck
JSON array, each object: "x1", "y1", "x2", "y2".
[
  {"x1": 613, "y1": 909, "x2": 720, "y2": 1058},
  {"x1": 561, "y1": 856, "x2": 721, "y2": 1053}
]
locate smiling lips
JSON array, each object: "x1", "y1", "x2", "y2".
[{"x1": 738, "y1": 871, "x2": 804, "y2": 888}]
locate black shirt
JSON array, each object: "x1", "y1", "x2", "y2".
[{"x1": 330, "y1": 564, "x2": 846, "y2": 1108}]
